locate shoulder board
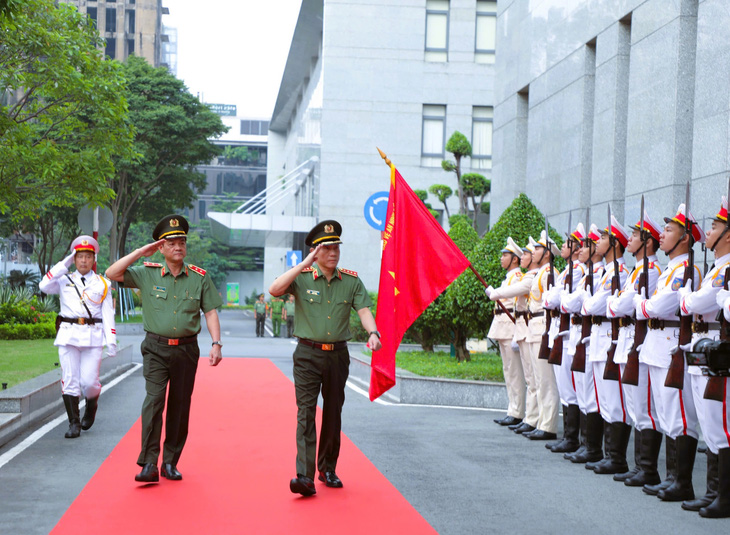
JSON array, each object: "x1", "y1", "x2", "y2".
[
  {"x1": 302, "y1": 267, "x2": 314, "y2": 272},
  {"x1": 340, "y1": 268, "x2": 358, "y2": 277},
  {"x1": 144, "y1": 262, "x2": 163, "y2": 267},
  {"x1": 188, "y1": 264, "x2": 206, "y2": 277}
]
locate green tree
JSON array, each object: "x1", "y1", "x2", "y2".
[
  {"x1": 0, "y1": 0, "x2": 132, "y2": 220},
  {"x1": 429, "y1": 184, "x2": 453, "y2": 219},
  {"x1": 107, "y1": 56, "x2": 228, "y2": 262},
  {"x1": 441, "y1": 131, "x2": 472, "y2": 216},
  {"x1": 461, "y1": 172, "x2": 491, "y2": 230}
]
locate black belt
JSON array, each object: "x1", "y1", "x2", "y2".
[
  {"x1": 571, "y1": 315, "x2": 582, "y2": 326},
  {"x1": 298, "y1": 338, "x2": 347, "y2": 351},
  {"x1": 515, "y1": 311, "x2": 528, "y2": 318},
  {"x1": 146, "y1": 333, "x2": 198, "y2": 346},
  {"x1": 619, "y1": 317, "x2": 634, "y2": 328},
  {"x1": 692, "y1": 321, "x2": 712, "y2": 334},
  {"x1": 549, "y1": 309, "x2": 560, "y2": 318},
  {"x1": 591, "y1": 315, "x2": 609, "y2": 325},
  {"x1": 648, "y1": 319, "x2": 682, "y2": 330},
  {"x1": 528, "y1": 311, "x2": 544, "y2": 319},
  {"x1": 58, "y1": 316, "x2": 101, "y2": 326}
]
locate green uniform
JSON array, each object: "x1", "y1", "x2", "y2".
[
  {"x1": 284, "y1": 301, "x2": 296, "y2": 338},
  {"x1": 270, "y1": 298, "x2": 285, "y2": 337},
  {"x1": 286, "y1": 265, "x2": 371, "y2": 479},
  {"x1": 124, "y1": 260, "x2": 222, "y2": 466},
  {"x1": 254, "y1": 300, "x2": 267, "y2": 337}
]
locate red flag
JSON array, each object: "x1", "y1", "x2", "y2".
[{"x1": 369, "y1": 165, "x2": 472, "y2": 400}]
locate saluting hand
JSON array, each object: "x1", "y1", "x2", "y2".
[
  {"x1": 139, "y1": 239, "x2": 166, "y2": 257},
  {"x1": 302, "y1": 244, "x2": 325, "y2": 268}
]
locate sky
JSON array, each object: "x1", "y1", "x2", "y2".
[{"x1": 164, "y1": 0, "x2": 302, "y2": 119}]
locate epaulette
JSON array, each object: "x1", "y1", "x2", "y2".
[
  {"x1": 339, "y1": 268, "x2": 358, "y2": 278},
  {"x1": 302, "y1": 267, "x2": 314, "y2": 272},
  {"x1": 188, "y1": 264, "x2": 206, "y2": 277},
  {"x1": 144, "y1": 262, "x2": 163, "y2": 267}
]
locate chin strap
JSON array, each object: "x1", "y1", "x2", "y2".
[
  {"x1": 710, "y1": 226, "x2": 729, "y2": 252},
  {"x1": 665, "y1": 229, "x2": 686, "y2": 257}
]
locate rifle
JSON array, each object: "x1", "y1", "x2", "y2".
[
  {"x1": 539, "y1": 215, "x2": 555, "y2": 360},
  {"x1": 604, "y1": 204, "x2": 621, "y2": 381},
  {"x1": 622, "y1": 195, "x2": 647, "y2": 386},
  {"x1": 549, "y1": 212, "x2": 573, "y2": 365},
  {"x1": 572, "y1": 208, "x2": 592, "y2": 373},
  {"x1": 666, "y1": 183, "x2": 694, "y2": 389}
]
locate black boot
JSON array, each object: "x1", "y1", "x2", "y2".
[
  {"x1": 565, "y1": 411, "x2": 587, "y2": 460},
  {"x1": 595, "y1": 422, "x2": 631, "y2": 474},
  {"x1": 615, "y1": 427, "x2": 641, "y2": 482},
  {"x1": 658, "y1": 435, "x2": 697, "y2": 501},
  {"x1": 626, "y1": 429, "x2": 662, "y2": 487},
  {"x1": 682, "y1": 450, "x2": 718, "y2": 511},
  {"x1": 62, "y1": 394, "x2": 81, "y2": 439},
  {"x1": 551, "y1": 404, "x2": 580, "y2": 453},
  {"x1": 546, "y1": 405, "x2": 568, "y2": 450},
  {"x1": 643, "y1": 435, "x2": 675, "y2": 494},
  {"x1": 700, "y1": 447, "x2": 730, "y2": 518},
  {"x1": 81, "y1": 396, "x2": 98, "y2": 431},
  {"x1": 571, "y1": 412, "x2": 603, "y2": 464},
  {"x1": 586, "y1": 421, "x2": 611, "y2": 471}
]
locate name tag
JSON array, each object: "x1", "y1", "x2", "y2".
[
  {"x1": 306, "y1": 289, "x2": 320, "y2": 296},
  {"x1": 154, "y1": 286, "x2": 166, "y2": 293}
]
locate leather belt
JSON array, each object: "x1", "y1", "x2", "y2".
[
  {"x1": 619, "y1": 317, "x2": 634, "y2": 328},
  {"x1": 648, "y1": 319, "x2": 682, "y2": 330},
  {"x1": 549, "y1": 309, "x2": 560, "y2": 318},
  {"x1": 146, "y1": 333, "x2": 198, "y2": 346},
  {"x1": 58, "y1": 316, "x2": 101, "y2": 326},
  {"x1": 571, "y1": 315, "x2": 582, "y2": 326},
  {"x1": 591, "y1": 315, "x2": 608, "y2": 325},
  {"x1": 515, "y1": 311, "x2": 528, "y2": 318},
  {"x1": 298, "y1": 338, "x2": 347, "y2": 352},
  {"x1": 527, "y1": 311, "x2": 544, "y2": 319},
  {"x1": 692, "y1": 321, "x2": 710, "y2": 334}
]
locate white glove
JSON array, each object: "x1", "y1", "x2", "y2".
[
  {"x1": 716, "y1": 288, "x2": 730, "y2": 310},
  {"x1": 677, "y1": 281, "x2": 692, "y2": 300},
  {"x1": 63, "y1": 251, "x2": 76, "y2": 268},
  {"x1": 485, "y1": 285, "x2": 494, "y2": 299},
  {"x1": 510, "y1": 336, "x2": 519, "y2": 351},
  {"x1": 106, "y1": 344, "x2": 117, "y2": 357}
]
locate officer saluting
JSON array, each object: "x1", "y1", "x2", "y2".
[
  {"x1": 269, "y1": 220, "x2": 381, "y2": 497},
  {"x1": 106, "y1": 214, "x2": 223, "y2": 483}
]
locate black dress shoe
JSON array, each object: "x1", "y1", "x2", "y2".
[
  {"x1": 513, "y1": 423, "x2": 536, "y2": 435},
  {"x1": 318, "y1": 471, "x2": 343, "y2": 488},
  {"x1": 527, "y1": 430, "x2": 557, "y2": 441},
  {"x1": 290, "y1": 475, "x2": 316, "y2": 496},
  {"x1": 161, "y1": 463, "x2": 183, "y2": 480},
  {"x1": 135, "y1": 463, "x2": 159, "y2": 483},
  {"x1": 494, "y1": 416, "x2": 523, "y2": 426}
]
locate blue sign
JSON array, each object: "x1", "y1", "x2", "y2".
[
  {"x1": 287, "y1": 250, "x2": 302, "y2": 267},
  {"x1": 364, "y1": 191, "x2": 390, "y2": 230}
]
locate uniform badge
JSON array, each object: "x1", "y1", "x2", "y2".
[
  {"x1": 154, "y1": 286, "x2": 166, "y2": 293},
  {"x1": 713, "y1": 273, "x2": 725, "y2": 288},
  {"x1": 603, "y1": 278, "x2": 612, "y2": 290},
  {"x1": 671, "y1": 277, "x2": 683, "y2": 291},
  {"x1": 634, "y1": 280, "x2": 640, "y2": 291},
  {"x1": 324, "y1": 224, "x2": 334, "y2": 233},
  {"x1": 306, "y1": 289, "x2": 320, "y2": 296},
  {"x1": 170, "y1": 218, "x2": 179, "y2": 227}
]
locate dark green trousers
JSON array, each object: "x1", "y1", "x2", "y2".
[
  {"x1": 137, "y1": 336, "x2": 199, "y2": 467},
  {"x1": 272, "y1": 317, "x2": 282, "y2": 337},
  {"x1": 292, "y1": 343, "x2": 350, "y2": 478}
]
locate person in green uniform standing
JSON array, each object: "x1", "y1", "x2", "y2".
[
  {"x1": 253, "y1": 293, "x2": 268, "y2": 337},
  {"x1": 270, "y1": 219, "x2": 381, "y2": 497},
  {"x1": 284, "y1": 295, "x2": 296, "y2": 338},
  {"x1": 106, "y1": 214, "x2": 223, "y2": 484},
  {"x1": 270, "y1": 295, "x2": 285, "y2": 337}
]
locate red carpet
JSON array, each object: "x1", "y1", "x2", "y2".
[{"x1": 51, "y1": 358, "x2": 437, "y2": 535}]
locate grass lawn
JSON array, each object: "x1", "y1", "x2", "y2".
[
  {"x1": 394, "y1": 350, "x2": 505, "y2": 382},
  {"x1": 0, "y1": 339, "x2": 59, "y2": 389},
  {"x1": 115, "y1": 313, "x2": 144, "y2": 323}
]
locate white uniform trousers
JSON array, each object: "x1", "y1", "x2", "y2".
[
  {"x1": 59, "y1": 345, "x2": 103, "y2": 398},
  {"x1": 553, "y1": 347, "x2": 578, "y2": 406},
  {"x1": 620, "y1": 363, "x2": 662, "y2": 432},
  {"x1": 497, "y1": 339, "x2": 526, "y2": 419},
  {"x1": 648, "y1": 364, "x2": 699, "y2": 440},
  {"x1": 574, "y1": 353, "x2": 599, "y2": 414},
  {"x1": 593, "y1": 361, "x2": 630, "y2": 424},
  {"x1": 516, "y1": 339, "x2": 539, "y2": 427},
  {"x1": 690, "y1": 375, "x2": 730, "y2": 454},
  {"x1": 527, "y1": 341, "x2": 560, "y2": 433}
]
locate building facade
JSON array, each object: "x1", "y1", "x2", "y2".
[
  {"x1": 492, "y1": 0, "x2": 730, "y2": 237},
  {"x1": 60, "y1": 0, "x2": 166, "y2": 66},
  {"x1": 265, "y1": 0, "x2": 497, "y2": 290}
]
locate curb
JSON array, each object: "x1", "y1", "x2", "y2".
[{"x1": 0, "y1": 344, "x2": 135, "y2": 449}]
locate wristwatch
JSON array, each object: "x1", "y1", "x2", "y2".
[
  {"x1": 212, "y1": 341, "x2": 223, "y2": 347},
  {"x1": 369, "y1": 331, "x2": 381, "y2": 339}
]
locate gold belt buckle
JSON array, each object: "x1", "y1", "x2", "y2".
[
  {"x1": 168, "y1": 338, "x2": 179, "y2": 346},
  {"x1": 320, "y1": 343, "x2": 334, "y2": 351},
  {"x1": 77, "y1": 318, "x2": 85, "y2": 325}
]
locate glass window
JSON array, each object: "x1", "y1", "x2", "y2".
[
  {"x1": 199, "y1": 200, "x2": 206, "y2": 217},
  {"x1": 422, "y1": 104, "x2": 446, "y2": 166},
  {"x1": 240, "y1": 121, "x2": 251, "y2": 135},
  {"x1": 425, "y1": 0, "x2": 449, "y2": 62},
  {"x1": 472, "y1": 106, "x2": 493, "y2": 170},
  {"x1": 105, "y1": 37, "x2": 116, "y2": 59},
  {"x1": 475, "y1": 1, "x2": 497, "y2": 64},
  {"x1": 127, "y1": 38, "x2": 135, "y2": 56},
  {"x1": 105, "y1": 7, "x2": 117, "y2": 33},
  {"x1": 126, "y1": 9, "x2": 135, "y2": 33},
  {"x1": 87, "y1": 7, "x2": 97, "y2": 28}
]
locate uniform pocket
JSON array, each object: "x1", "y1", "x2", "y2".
[{"x1": 150, "y1": 290, "x2": 167, "y2": 311}]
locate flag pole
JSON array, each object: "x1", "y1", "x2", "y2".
[{"x1": 375, "y1": 147, "x2": 515, "y2": 323}]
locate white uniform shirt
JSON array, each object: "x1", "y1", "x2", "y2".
[
  {"x1": 39, "y1": 261, "x2": 116, "y2": 348},
  {"x1": 583, "y1": 258, "x2": 628, "y2": 362},
  {"x1": 487, "y1": 267, "x2": 523, "y2": 341},
  {"x1": 636, "y1": 253, "x2": 702, "y2": 368},
  {"x1": 560, "y1": 261, "x2": 604, "y2": 354},
  {"x1": 491, "y1": 268, "x2": 535, "y2": 342}
]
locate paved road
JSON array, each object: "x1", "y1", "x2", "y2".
[{"x1": 0, "y1": 309, "x2": 724, "y2": 534}]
